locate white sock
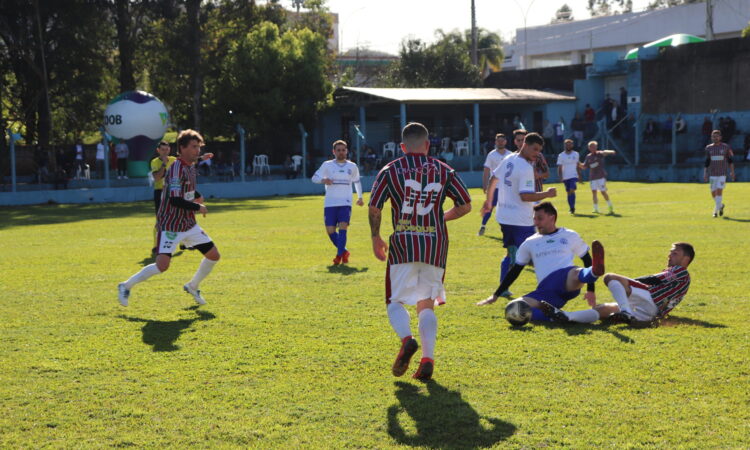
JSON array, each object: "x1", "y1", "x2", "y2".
[
  {"x1": 418, "y1": 309, "x2": 437, "y2": 359},
  {"x1": 387, "y1": 302, "x2": 411, "y2": 339},
  {"x1": 607, "y1": 280, "x2": 633, "y2": 314},
  {"x1": 189, "y1": 258, "x2": 217, "y2": 289},
  {"x1": 565, "y1": 309, "x2": 600, "y2": 323},
  {"x1": 715, "y1": 196, "x2": 722, "y2": 211},
  {"x1": 606, "y1": 200, "x2": 613, "y2": 207},
  {"x1": 593, "y1": 202, "x2": 599, "y2": 211},
  {"x1": 123, "y1": 264, "x2": 161, "y2": 289}
]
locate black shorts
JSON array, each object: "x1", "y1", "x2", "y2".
[{"x1": 154, "y1": 189, "x2": 162, "y2": 213}]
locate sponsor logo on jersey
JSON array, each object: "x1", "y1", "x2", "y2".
[{"x1": 166, "y1": 231, "x2": 178, "y2": 240}]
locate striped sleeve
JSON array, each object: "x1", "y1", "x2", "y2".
[
  {"x1": 368, "y1": 166, "x2": 391, "y2": 209},
  {"x1": 167, "y1": 162, "x2": 183, "y2": 197},
  {"x1": 445, "y1": 170, "x2": 471, "y2": 206}
]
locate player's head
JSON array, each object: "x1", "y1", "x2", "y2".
[
  {"x1": 401, "y1": 122, "x2": 430, "y2": 154},
  {"x1": 711, "y1": 129, "x2": 722, "y2": 144},
  {"x1": 512, "y1": 129, "x2": 527, "y2": 150},
  {"x1": 176, "y1": 129, "x2": 204, "y2": 162},
  {"x1": 332, "y1": 139, "x2": 348, "y2": 161},
  {"x1": 564, "y1": 139, "x2": 574, "y2": 151},
  {"x1": 157, "y1": 141, "x2": 170, "y2": 156},
  {"x1": 669, "y1": 242, "x2": 694, "y2": 267},
  {"x1": 588, "y1": 140, "x2": 599, "y2": 152},
  {"x1": 495, "y1": 133, "x2": 506, "y2": 149},
  {"x1": 520, "y1": 132, "x2": 544, "y2": 163},
  {"x1": 533, "y1": 201, "x2": 557, "y2": 234}
]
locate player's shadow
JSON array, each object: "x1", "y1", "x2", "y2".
[
  {"x1": 655, "y1": 315, "x2": 726, "y2": 328},
  {"x1": 481, "y1": 235, "x2": 503, "y2": 242},
  {"x1": 722, "y1": 216, "x2": 750, "y2": 223},
  {"x1": 572, "y1": 213, "x2": 598, "y2": 218},
  {"x1": 119, "y1": 307, "x2": 215, "y2": 352},
  {"x1": 386, "y1": 381, "x2": 516, "y2": 448},
  {"x1": 326, "y1": 265, "x2": 369, "y2": 275},
  {"x1": 536, "y1": 321, "x2": 635, "y2": 344}
]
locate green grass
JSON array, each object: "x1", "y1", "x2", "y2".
[{"x1": 1, "y1": 182, "x2": 749, "y2": 448}]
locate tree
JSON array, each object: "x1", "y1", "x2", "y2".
[
  {"x1": 743, "y1": 21, "x2": 750, "y2": 38},
  {"x1": 587, "y1": 0, "x2": 632, "y2": 16},
  {"x1": 552, "y1": 4, "x2": 574, "y2": 23}
]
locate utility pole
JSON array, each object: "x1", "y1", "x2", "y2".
[
  {"x1": 706, "y1": 0, "x2": 714, "y2": 40},
  {"x1": 471, "y1": 0, "x2": 478, "y2": 67}
]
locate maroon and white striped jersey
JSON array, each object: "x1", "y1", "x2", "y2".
[
  {"x1": 157, "y1": 158, "x2": 198, "y2": 232},
  {"x1": 705, "y1": 143, "x2": 733, "y2": 177},
  {"x1": 632, "y1": 265, "x2": 691, "y2": 318},
  {"x1": 369, "y1": 154, "x2": 471, "y2": 269}
]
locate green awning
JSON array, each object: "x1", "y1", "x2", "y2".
[{"x1": 625, "y1": 33, "x2": 706, "y2": 60}]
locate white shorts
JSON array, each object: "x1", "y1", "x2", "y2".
[
  {"x1": 709, "y1": 176, "x2": 726, "y2": 191},
  {"x1": 157, "y1": 225, "x2": 212, "y2": 255},
  {"x1": 627, "y1": 287, "x2": 659, "y2": 321},
  {"x1": 590, "y1": 178, "x2": 607, "y2": 191},
  {"x1": 389, "y1": 262, "x2": 446, "y2": 306}
]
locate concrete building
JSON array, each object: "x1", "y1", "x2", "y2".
[{"x1": 504, "y1": 0, "x2": 750, "y2": 70}]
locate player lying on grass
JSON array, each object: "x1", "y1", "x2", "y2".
[
  {"x1": 540, "y1": 242, "x2": 694, "y2": 326},
  {"x1": 477, "y1": 201, "x2": 605, "y2": 324}
]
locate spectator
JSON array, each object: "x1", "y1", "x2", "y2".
[
  {"x1": 96, "y1": 141, "x2": 106, "y2": 179},
  {"x1": 114, "y1": 141, "x2": 129, "y2": 179},
  {"x1": 542, "y1": 119, "x2": 554, "y2": 152},
  {"x1": 744, "y1": 134, "x2": 750, "y2": 162},
  {"x1": 35, "y1": 146, "x2": 49, "y2": 184},
  {"x1": 74, "y1": 142, "x2": 86, "y2": 176},
  {"x1": 701, "y1": 117, "x2": 713, "y2": 148},
  {"x1": 619, "y1": 87, "x2": 628, "y2": 114},
  {"x1": 603, "y1": 94, "x2": 614, "y2": 128},
  {"x1": 644, "y1": 119, "x2": 659, "y2": 144},
  {"x1": 571, "y1": 113, "x2": 585, "y2": 147},
  {"x1": 284, "y1": 155, "x2": 296, "y2": 179},
  {"x1": 584, "y1": 103, "x2": 596, "y2": 139},
  {"x1": 364, "y1": 146, "x2": 378, "y2": 174},
  {"x1": 675, "y1": 115, "x2": 687, "y2": 134},
  {"x1": 554, "y1": 117, "x2": 565, "y2": 148}
]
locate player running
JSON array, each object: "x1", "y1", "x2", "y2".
[
  {"x1": 118, "y1": 129, "x2": 220, "y2": 307},
  {"x1": 704, "y1": 130, "x2": 735, "y2": 217},
  {"x1": 312, "y1": 140, "x2": 364, "y2": 264},
  {"x1": 477, "y1": 202, "x2": 605, "y2": 324},
  {"x1": 478, "y1": 133, "x2": 512, "y2": 236},
  {"x1": 541, "y1": 243, "x2": 694, "y2": 326},
  {"x1": 581, "y1": 141, "x2": 615, "y2": 214},
  {"x1": 556, "y1": 139, "x2": 582, "y2": 214},
  {"x1": 369, "y1": 122, "x2": 472, "y2": 381}
]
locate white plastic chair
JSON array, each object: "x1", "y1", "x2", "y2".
[
  {"x1": 75, "y1": 163, "x2": 91, "y2": 180},
  {"x1": 440, "y1": 137, "x2": 451, "y2": 153},
  {"x1": 291, "y1": 155, "x2": 303, "y2": 173},
  {"x1": 455, "y1": 139, "x2": 469, "y2": 156},
  {"x1": 383, "y1": 142, "x2": 396, "y2": 159},
  {"x1": 253, "y1": 154, "x2": 270, "y2": 176}
]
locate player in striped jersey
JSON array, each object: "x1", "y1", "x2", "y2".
[
  {"x1": 369, "y1": 122, "x2": 472, "y2": 381},
  {"x1": 118, "y1": 130, "x2": 220, "y2": 307},
  {"x1": 312, "y1": 140, "x2": 364, "y2": 265},
  {"x1": 477, "y1": 133, "x2": 512, "y2": 236},
  {"x1": 704, "y1": 130, "x2": 735, "y2": 217},
  {"x1": 542, "y1": 242, "x2": 694, "y2": 325}
]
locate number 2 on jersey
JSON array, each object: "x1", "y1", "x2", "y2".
[{"x1": 503, "y1": 162, "x2": 514, "y2": 187}]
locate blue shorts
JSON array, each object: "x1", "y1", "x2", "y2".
[
  {"x1": 525, "y1": 266, "x2": 581, "y2": 322},
  {"x1": 324, "y1": 206, "x2": 352, "y2": 227},
  {"x1": 500, "y1": 224, "x2": 535, "y2": 249},
  {"x1": 563, "y1": 178, "x2": 578, "y2": 191}
]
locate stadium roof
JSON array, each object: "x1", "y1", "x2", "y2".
[{"x1": 335, "y1": 87, "x2": 575, "y2": 105}]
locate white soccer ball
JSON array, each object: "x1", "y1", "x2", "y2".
[
  {"x1": 505, "y1": 299, "x2": 532, "y2": 326},
  {"x1": 103, "y1": 90, "x2": 168, "y2": 141}
]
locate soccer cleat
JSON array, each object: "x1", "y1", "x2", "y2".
[
  {"x1": 332, "y1": 254, "x2": 342, "y2": 265},
  {"x1": 477, "y1": 226, "x2": 485, "y2": 236},
  {"x1": 593, "y1": 208, "x2": 599, "y2": 214},
  {"x1": 341, "y1": 251, "x2": 350, "y2": 264},
  {"x1": 591, "y1": 240, "x2": 605, "y2": 277},
  {"x1": 712, "y1": 213, "x2": 718, "y2": 218},
  {"x1": 392, "y1": 338, "x2": 418, "y2": 377},
  {"x1": 608, "y1": 206, "x2": 614, "y2": 215},
  {"x1": 609, "y1": 311, "x2": 635, "y2": 325},
  {"x1": 117, "y1": 283, "x2": 130, "y2": 307},
  {"x1": 537, "y1": 300, "x2": 569, "y2": 323},
  {"x1": 412, "y1": 358, "x2": 434, "y2": 381},
  {"x1": 719, "y1": 204, "x2": 725, "y2": 216},
  {"x1": 183, "y1": 283, "x2": 206, "y2": 305},
  {"x1": 499, "y1": 290, "x2": 513, "y2": 299},
  {"x1": 570, "y1": 208, "x2": 575, "y2": 214}
]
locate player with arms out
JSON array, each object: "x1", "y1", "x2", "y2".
[
  {"x1": 704, "y1": 130, "x2": 735, "y2": 217},
  {"x1": 369, "y1": 122, "x2": 472, "y2": 381},
  {"x1": 478, "y1": 132, "x2": 556, "y2": 301},
  {"x1": 117, "y1": 129, "x2": 220, "y2": 306},
  {"x1": 477, "y1": 133, "x2": 512, "y2": 236},
  {"x1": 478, "y1": 202, "x2": 605, "y2": 322},
  {"x1": 556, "y1": 139, "x2": 582, "y2": 214},
  {"x1": 543, "y1": 243, "x2": 694, "y2": 326},
  {"x1": 581, "y1": 141, "x2": 615, "y2": 214},
  {"x1": 312, "y1": 140, "x2": 364, "y2": 264}
]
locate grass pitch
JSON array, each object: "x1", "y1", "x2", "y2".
[{"x1": 1, "y1": 182, "x2": 749, "y2": 448}]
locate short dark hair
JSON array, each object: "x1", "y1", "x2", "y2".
[
  {"x1": 158, "y1": 141, "x2": 169, "y2": 147},
  {"x1": 332, "y1": 139, "x2": 347, "y2": 149},
  {"x1": 495, "y1": 133, "x2": 506, "y2": 139},
  {"x1": 673, "y1": 242, "x2": 695, "y2": 264},
  {"x1": 176, "y1": 129, "x2": 204, "y2": 149},
  {"x1": 533, "y1": 201, "x2": 557, "y2": 217},
  {"x1": 401, "y1": 122, "x2": 429, "y2": 148},
  {"x1": 513, "y1": 129, "x2": 527, "y2": 138},
  {"x1": 524, "y1": 132, "x2": 544, "y2": 147}
]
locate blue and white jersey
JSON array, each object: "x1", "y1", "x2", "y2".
[
  {"x1": 312, "y1": 160, "x2": 361, "y2": 207},
  {"x1": 483, "y1": 148, "x2": 512, "y2": 173},
  {"x1": 492, "y1": 152, "x2": 536, "y2": 226},
  {"x1": 556, "y1": 150, "x2": 580, "y2": 180},
  {"x1": 516, "y1": 227, "x2": 589, "y2": 283}
]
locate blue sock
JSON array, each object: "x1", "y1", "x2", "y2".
[
  {"x1": 337, "y1": 229, "x2": 347, "y2": 256},
  {"x1": 328, "y1": 232, "x2": 339, "y2": 248},
  {"x1": 568, "y1": 192, "x2": 576, "y2": 211},
  {"x1": 481, "y1": 210, "x2": 492, "y2": 226},
  {"x1": 577, "y1": 267, "x2": 598, "y2": 283}
]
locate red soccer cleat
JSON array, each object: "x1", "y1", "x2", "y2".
[
  {"x1": 591, "y1": 240, "x2": 605, "y2": 277},
  {"x1": 412, "y1": 358, "x2": 434, "y2": 381},
  {"x1": 332, "y1": 254, "x2": 342, "y2": 265},
  {"x1": 341, "y1": 251, "x2": 350, "y2": 263},
  {"x1": 392, "y1": 337, "x2": 418, "y2": 377}
]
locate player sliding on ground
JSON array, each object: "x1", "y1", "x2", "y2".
[
  {"x1": 312, "y1": 139, "x2": 364, "y2": 265},
  {"x1": 369, "y1": 122, "x2": 472, "y2": 381},
  {"x1": 118, "y1": 130, "x2": 220, "y2": 307},
  {"x1": 541, "y1": 242, "x2": 694, "y2": 326},
  {"x1": 477, "y1": 202, "x2": 605, "y2": 324}
]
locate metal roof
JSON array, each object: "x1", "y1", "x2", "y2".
[{"x1": 336, "y1": 87, "x2": 575, "y2": 104}]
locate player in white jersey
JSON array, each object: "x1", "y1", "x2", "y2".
[
  {"x1": 478, "y1": 202, "x2": 606, "y2": 323},
  {"x1": 312, "y1": 140, "x2": 364, "y2": 265},
  {"x1": 556, "y1": 139, "x2": 582, "y2": 214},
  {"x1": 478, "y1": 133, "x2": 513, "y2": 236},
  {"x1": 478, "y1": 132, "x2": 556, "y2": 302}
]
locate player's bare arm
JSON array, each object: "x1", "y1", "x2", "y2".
[
  {"x1": 481, "y1": 176, "x2": 499, "y2": 215},
  {"x1": 482, "y1": 167, "x2": 491, "y2": 193},
  {"x1": 519, "y1": 187, "x2": 556, "y2": 202},
  {"x1": 445, "y1": 202, "x2": 471, "y2": 221},
  {"x1": 369, "y1": 206, "x2": 387, "y2": 261}
]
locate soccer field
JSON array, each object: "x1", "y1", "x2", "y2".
[{"x1": 1, "y1": 181, "x2": 749, "y2": 448}]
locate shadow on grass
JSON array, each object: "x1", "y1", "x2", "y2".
[
  {"x1": 119, "y1": 308, "x2": 215, "y2": 352},
  {"x1": 387, "y1": 381, "x2": 516, "y2": 448},
  {"x1": 327, "y1": 265, "x2": 369, "y2": 275},
  {"x1": 136, "y1": 250, "x2": 185, "y2": 267},
  {"x1": 722, "y1": 216, "x2": 750, "y2": 223},
  {"x1": 535, "y1": 320, "x2": 635, "y2": 344},
  {"x1": 572, "y1": 213, "x2": 599, "y2": 218},
  {"x1": 656, "y1": 315, "x2": 726, "y2": 328},
  {"x1": 0, "y1": 197, "x2": 281, "y2": 231}
]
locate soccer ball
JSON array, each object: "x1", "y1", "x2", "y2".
[{"x1": 505, "y1": 299, "x2": 532, "y2": 326}]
